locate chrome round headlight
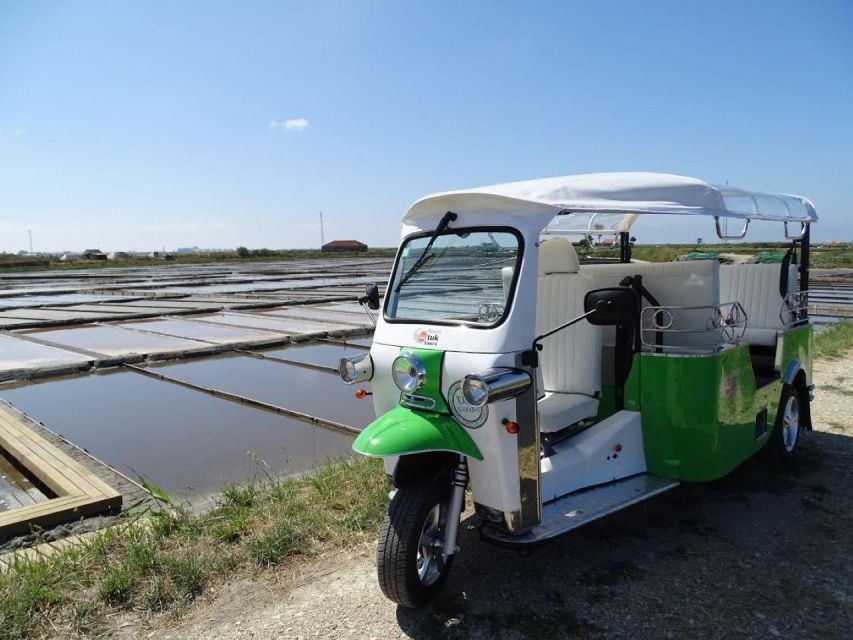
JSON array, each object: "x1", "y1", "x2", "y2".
[
  {"x1": 462, "y1": 375, "x2": 490, "y2": 407},
  {"x1": 338, "y1": 353, "x2": 373, "y2": 384},
  {"x1": 463, "y1": 368, "x2": 531, "y2": 407},
  {"x1": 391, "y1": 353, "x2": 426, "y2": 393}
]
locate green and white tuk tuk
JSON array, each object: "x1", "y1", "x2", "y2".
[{"x1": 338, "y1": 172, "x2": 817, "y2": 607}]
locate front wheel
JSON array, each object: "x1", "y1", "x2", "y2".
[{"x1": 377, "y1": 481, "x2": 454, "y2": 607}]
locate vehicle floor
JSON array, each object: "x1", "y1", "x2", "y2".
[{"x1": 124, "y1": 355, "x2": 853, "y2": 640}]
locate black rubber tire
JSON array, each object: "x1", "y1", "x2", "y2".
[
  {"x1": 377, "y1": 481, "x2": 453, "y2": 607},
  {"x1": 768, "y1": 384, "x2": 802, "y2": 461}
]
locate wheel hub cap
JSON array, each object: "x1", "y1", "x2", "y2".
[
  {"x1": 782, "y1": 394, "x2": 799, "y2": 453},
  {"x1": 416, "y1": 503, "x2": 447, "y2": 586}
]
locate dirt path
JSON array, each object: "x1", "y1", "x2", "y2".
[{"x1": 127, "y1": 356, "x2": 853, "y2": 639}]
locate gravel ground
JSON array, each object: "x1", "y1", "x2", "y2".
[{"x1": 125, "y1": 354, "x2": 853, "y2": 640}]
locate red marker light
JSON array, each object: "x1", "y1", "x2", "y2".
[
  {"x1": 354, "y1": 389, "x2": 370, "y2": 399},
  {"x1": 504, "y1": 420, "x2": 519, "y2": 434},
  {"x1": 613, "y1": 443, "x2": 623, "y2": 452}
]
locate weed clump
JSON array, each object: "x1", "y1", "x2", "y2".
[{"x1": 0, "y1": 457, "x2": 388, "y2": 639}]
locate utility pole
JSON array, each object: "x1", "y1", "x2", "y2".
[
  {"x1": 319, "y1": 211, "x2": 325, "y2": 248},
  {"x1": 28, "y1": 230, "x2": 33, "y2": 254}
]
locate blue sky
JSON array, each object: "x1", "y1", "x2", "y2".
[{"x1": 0, "y1": 0, "x2": 851, "y2": 252}]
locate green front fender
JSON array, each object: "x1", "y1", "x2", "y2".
[{"x1": 353, "y1": 406, "x2": 483, "y2": 460}]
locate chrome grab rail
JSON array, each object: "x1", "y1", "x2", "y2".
[
  {"x1": 783, "y1": 221, "x2": 808, "y2": 240},
  {"x1": 780, "y1": 289, "x2": 809, "y2": 326},
  {"x1": 715, "y1": 216, "x2": 750, "y2": 240},
  {"x1": 640, "y1": 301, "x2": 748, "y2": 353}
]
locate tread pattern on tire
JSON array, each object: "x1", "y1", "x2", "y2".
[{"x1": 376, "y1": 482, "x2": 451, "y2": 608}]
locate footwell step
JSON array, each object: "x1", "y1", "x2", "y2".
[{"x1": 480, "y1": 473, "x2": 679, "y2": 546}]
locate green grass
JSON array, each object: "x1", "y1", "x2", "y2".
[
  {"x1": 814, "y1": 321, "x2": 853, "y2": 360},
  {"x1": 0, "y1": 457, "x2": 388, "y2": 640}
]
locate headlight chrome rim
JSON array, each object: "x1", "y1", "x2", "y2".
[
  {"x1": 392, "y1": 352, "x2": 427, "y2": 393},
  {"x1": 338, "y1": 353, "x2": 373, "y2": 385},
  {"x1": 462, "y1": 368, "x2": 532, "y2": 407},
  {"x1": 462, "y1": 375, "x2": 490, "y2": 407}
]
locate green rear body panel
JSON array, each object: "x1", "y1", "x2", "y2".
[
  {"x1": 638, "y1": 324, "x2": 813, "y2": 481},
  {"x1": 353, "y1": 406, "x2": 483, "y2": 460}
]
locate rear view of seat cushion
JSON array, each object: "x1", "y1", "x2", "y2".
[
  {"x1": 581, "y1": 260, "x2": 720, "y2": 350},
  {"x1": 719, "y1": 264, "x2": 797, "y2": 346}
]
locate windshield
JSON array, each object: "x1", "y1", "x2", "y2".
[{"x1": 385, "y1": 229, "x2": 521, "y2": 326}]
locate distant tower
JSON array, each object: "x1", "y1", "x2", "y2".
[
  {"x1": 319, "y1": 211, "x2": 325, "y2": 248},
  {"x1": 28, "y1": 230, "x2": 33, "y2": 254}
]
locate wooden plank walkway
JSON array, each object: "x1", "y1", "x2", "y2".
[{"x1": 0, "y1": 404, "x2": 122, "y2": 539}]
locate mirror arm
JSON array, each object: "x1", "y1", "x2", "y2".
[
  {"x1": 523, "y1": 302, "x2": 608, "y2": 367},
  {"x1": 358, "y1": 300, "x2": 377, "y2": 327}
]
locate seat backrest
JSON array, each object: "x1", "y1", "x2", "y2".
[
  {"x1": 536, "y1": 238, "x2": 602, "y2": 395},
  {"x1": 582, "y1": 260, "x2": 720, "y2": 350},
  {"x1": 719, "y1": 263, "x2": 798, "y2": 345}
]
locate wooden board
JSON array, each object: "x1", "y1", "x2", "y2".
[{"x1": 0, "y1": 405, "x2": 122, "y2": 539}]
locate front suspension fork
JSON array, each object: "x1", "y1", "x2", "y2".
[{"x1": 442, "y1": 455, "x2": 468, "y2": 557}]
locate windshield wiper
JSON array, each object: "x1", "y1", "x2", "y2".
[{"x1": 394, "y1": 211, "x2": 457, "y2": 292}]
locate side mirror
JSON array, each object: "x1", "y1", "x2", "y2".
[
  {"x1": 584, "y1": 288, "x2": 638, "y2": 326},
  {"x1": 360, "y1": 283, "x2": 380, "y2": 310}
]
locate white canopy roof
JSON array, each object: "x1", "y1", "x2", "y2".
[{"x1": 404, "y1": 172, "x2": 817, "y2": 235}]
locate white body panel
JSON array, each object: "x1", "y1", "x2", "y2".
[
  {"x1": 369, "y1": 343, "x2": 525, "y2": 513},
  {"x1": 540, "y1": 411, "x2": 647, "y2": 502}
]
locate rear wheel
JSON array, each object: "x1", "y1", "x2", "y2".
[
  {"x1": 377, "y1": 481, "x2": 453, "y2": 607},
  {"x1": 769, "y1": 386, "x2": 801, "y2": 460}
]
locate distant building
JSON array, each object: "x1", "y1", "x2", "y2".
[
  {"x1": 82, "y1": 249, "x2": 107, "y2": 260},
  {"x1": 322, "y1": 240, "x2": 368, "y2": 253},
  {"x1": 175, "y1": 246, "x2": 201, "y2": 254},
  {"x1": 108, "y1": 251, "x2": 130, "y2": 260}
]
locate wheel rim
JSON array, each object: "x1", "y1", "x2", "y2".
[
  {"x1": 416, "y1": 503, "x2": 447, "y2": 586},
  {"x1": 782, "y1": 394, "x2": 800, "y2": 453}
]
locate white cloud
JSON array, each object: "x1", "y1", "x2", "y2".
[{"x1": 269, "y1": 117, "x2": 309, "y2": 131}]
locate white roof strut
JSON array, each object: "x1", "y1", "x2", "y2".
[{"x1": 403, "y1": 172, "x2": 817, "y2": 235}]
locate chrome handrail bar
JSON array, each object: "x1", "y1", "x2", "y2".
[{"x1": 640, "y1": 301, "x2": 748, "y2": 353}]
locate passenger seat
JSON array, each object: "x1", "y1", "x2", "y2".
[
  {"x1": 535, "y1": 238, "x2": 602, "y2": 432},
  {"x1": 719, "y1": 263, "x2": 798, "y2": 346}
]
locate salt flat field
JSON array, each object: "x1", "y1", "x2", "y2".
[{"x1": 0, "y1": 258, "x2": 388, "y2": 509}]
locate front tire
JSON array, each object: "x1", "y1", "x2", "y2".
[
  {"x1": 769, "y1": 385, "x2": 802, "y2": 460},
  {"x1": 377, "y1": 481, "x2": 454, "y2": 607}
]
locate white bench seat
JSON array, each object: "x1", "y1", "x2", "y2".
[
  {"x1": 720, "y1": 263, "x2": 798, "y2": 346},
  {"x1": 535, "y1": 238, "x2": 602, "y2": 432},
  {"x1": 538, "y1": 392, "x2": 599, "y2": 432}
]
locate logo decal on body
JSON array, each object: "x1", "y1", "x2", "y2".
[
  {"x1": 414, "y1": 328, "x2": 441, "y2": 347},
  {"x1": 447, "y1": 381, "x2": 488, "y2": 429}
]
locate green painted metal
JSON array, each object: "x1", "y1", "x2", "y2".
[
  {"x1": 595, "y1": 354, "x2": 642, "y2": 421},
  {"x1": 638, "y1": 324, "x2": 813, "y2": 482},
  {"x1": 400, "y1": 347, "x2": 449, "y2": 413},
  {"x1": 781, "y1": 324, "x2": 813, "y2": 387},
  {"x1": 352, "y1": 406, "x2": 484, "y2": 460},
  {"x1": 638, "y1": 346, "x2": 765, "y2": 481}
]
